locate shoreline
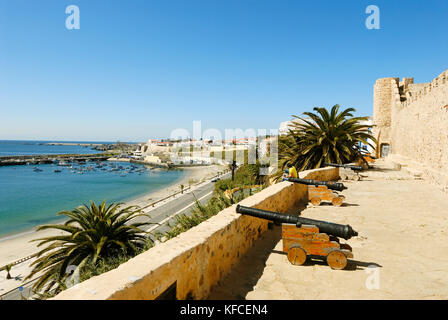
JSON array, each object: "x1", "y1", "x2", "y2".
[
  {"x1": 0, "y1": 167, "x2": 186, "y2": 243},
  {"x1": 0, "y1": 170, "x2": 186, "y2": 244},
  {"x1": 0, "y1": 165, "x2": 225, "y2": 266}
]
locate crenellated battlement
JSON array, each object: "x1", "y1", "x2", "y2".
[{"x1": 400, "y1": 70, "x2": 448, "y2": 107}]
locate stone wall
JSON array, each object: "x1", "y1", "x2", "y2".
[
  {"x1": 373, "y1": 77, "x2": 398, "y2": 154},
  {"x1": 52, "y1": 167, "x2": 339, "y2": 300},
  {"x1": 373, "y1": 69, "x2": 448, "y2": 190}
]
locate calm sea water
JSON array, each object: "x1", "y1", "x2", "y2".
[
  {"x1": 0, "y1": 141, "x2": 185, "y2": 238},
  {"x1": 0, "y1": 140, "x2": 112, "y2": 156}
]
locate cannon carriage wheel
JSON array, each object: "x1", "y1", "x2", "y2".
[
  {"x1": 331, "y1": 196, "x2": 345, "y2": 207},
  {"x1": 287, "y1": 245, "x2": 307, "y2": 266},
  {"x1": 310, "y1": 197, "x2": 322, "y2": 206},
  {"x1": 326, "y1": 250, "x2": 347, "y2": 270}
]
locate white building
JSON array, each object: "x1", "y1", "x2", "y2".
[
  {"x1": 357, "y1": 117, "x2": 375, "y2": 154},
  {"x1": 170, "y1": 155, "x2": 226, "y2": 166}
]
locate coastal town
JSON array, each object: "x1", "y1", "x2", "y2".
[{"x1": 0, "y1": 136, "x2": 275, "y2": 168}]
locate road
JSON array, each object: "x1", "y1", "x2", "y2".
[
  {"x1": 141, "y1": 172, "x2": 230, "y2": 238},
  {"x1": 0, "y1": 172, "x2": 231, "y2": 300}
]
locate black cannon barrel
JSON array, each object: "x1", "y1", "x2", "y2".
[
  {"x1": 235, "y1": 205, "x2": 358, "y2": 240},
  {"x1": 287, "y1": 177, "x2": 347, "y2": 192},
  {"x1": 236, "y1": 205, "x2": 300, "y2": 225},
  {"x1": 324, "y1": 163, "x2": 363, "y2": 171}
]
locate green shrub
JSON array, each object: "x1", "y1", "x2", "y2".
[
  {"x1": 79, "y1": 239, "x2": 154, "y2": 281},
  {"x1": 164, "y1": 192, "x2": 245, "y2": 240},
  {"x1": 214, "y1": 163, "x2": 267, "y2": 193}
]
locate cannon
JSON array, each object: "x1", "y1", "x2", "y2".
[
  {"x1": 236, "y1": 205, "x2": 358, "y2": 269},
  {"x1": 325, "y1": 162, "x2": 367, "y2": 181},
  {"x1": 236, "y1": 205, "x2": 357, "y2": 240},
  {"x1": 287, "y1": 178, "x2": 346, "y2": 206},
  {"x1": 287, "y1": 177, "x2": 346, "y2": 192},
  {"x1": 324, "y1": 163, "x2": 363, "y2": 172}
]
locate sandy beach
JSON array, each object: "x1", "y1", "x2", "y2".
[{"x1": 0, "y1": 165, "x2": 225, "y2": 267}]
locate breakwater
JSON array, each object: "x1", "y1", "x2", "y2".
[{"x1": 0, "y1": 154, "x2": 112, "y2": 166}]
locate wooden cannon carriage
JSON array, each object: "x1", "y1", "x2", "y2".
[
  {"x1": 325, "y1": 162, "x2": 368, "y2": 182},
  {"x1": 282, "y1": 224, "x2": 353, "y2": 269},
  {"x1": 288, "y1": 178, "x2": 347, "y2": 207},
  {"x1": 308, "y1": 185, "x2": 345, "y2": 207},
  {"x1": 236, "y1": 205, "x2": 357, "y2": 270}
]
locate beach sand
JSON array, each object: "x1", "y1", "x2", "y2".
[
  {"x1": 0, "y1": 165, "x2": 225, "y2": 268},
  {"x1": 0, "y1": 164, "x2": 226, "y2": 295}
]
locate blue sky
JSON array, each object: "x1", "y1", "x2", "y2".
[{"x1": 0, "y1": 0, "x2": 447, "y2": 142}]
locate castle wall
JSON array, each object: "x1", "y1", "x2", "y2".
[
  {"x1": 373, "y1": 77, "x2": 398, "y2": 157},
  {"x1": 373, "y1": 69, "x2": 448, "y2": 190}
]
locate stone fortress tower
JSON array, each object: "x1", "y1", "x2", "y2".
[
  {"x1": 372, "y1": 68, "x2": 448, "y2": 190},
  {"x1": 373, "y1": 77, "x2": 427, "y2": 158},
  {"x1": 373, "y1": 77, "x2": 397, "y2": 157}
]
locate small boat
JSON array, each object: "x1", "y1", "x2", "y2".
[{"x1": 54, "y1": 169, "x2": 62, "y2": 173}]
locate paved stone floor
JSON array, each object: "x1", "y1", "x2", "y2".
[{"x1": 208, "y1": 160, "x2": 448, "y2": 299}]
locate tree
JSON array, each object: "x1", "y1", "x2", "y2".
[
  {"x1": 4, "y1": 264, "x2": 12, "y2": 280},
  {"x1": 25, "y1": 200, "x2": 149, "y2": 294},
  {"x1": 180, "y1": 184, "x2": 185, "y2": 194},
  {"x1": 276, "y1": 105, "x2": 375, "y2": 175},
  {"x1": 229, "y1": 160, "x2": 237, "y2": 181}
]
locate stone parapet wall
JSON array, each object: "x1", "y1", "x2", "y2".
[
  {"x1": 401, "y1": 70, "x2": 447, "y2": 108},
  {"x1": 373, "y1": 68, "x2": 448, "y2": 190},
  {"x1": 52, "y1": 167, "x2": 339, "y2": 300},
  {"x1": 391, "y1": 71, "x2": 448, "y2": 188}
]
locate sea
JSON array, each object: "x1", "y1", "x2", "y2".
[
  {"x1": 0, "y1": 140, "x2": 186, "y2": 238},
  {"x1": 0, "y1": 140, "x2": 107, "y2": 156}
]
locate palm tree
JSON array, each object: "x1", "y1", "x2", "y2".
[
  {"x1": 229, "y1": 160, "x2": 237, "y2": 181},
  {"x1": 277, "y1": 105, "x2": 376, "y2": 174},
  {"x1": 25, "y1": 200, "x2": 149, "y2": 294}
]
